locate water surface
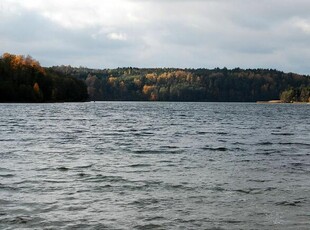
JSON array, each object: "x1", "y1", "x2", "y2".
[{"x1": 0, "y1": 102, "x2": 309, "y2": 229}]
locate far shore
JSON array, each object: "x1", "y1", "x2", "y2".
[{"x1": 257, "y1": 100, "x2": 310, "y2": 104}]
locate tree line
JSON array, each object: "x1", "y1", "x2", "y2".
[
  {"x1": 1, "y1": 53, "x2": 309, "y2": 102},
  {"x1": 280, "y1": 86, "x2": 310, "y2": 103},
  {"x1": 0, "y1": 53, "x2": 88, "y2": 102},
  {"x1": 51, "y1": 66, "x2": 310, "y2": 102}
]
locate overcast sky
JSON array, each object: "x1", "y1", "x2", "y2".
[{"x1": 1, "y1": 0, "x2": 310, "y2": 74}]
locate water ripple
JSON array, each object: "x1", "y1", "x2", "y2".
[{"x1": 0, "y1": 102, "x2": 309, "y2": 229}]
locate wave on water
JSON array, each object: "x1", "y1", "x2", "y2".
[{"x1": 0, "y1": 102, "x2": 309, "y2": 229}]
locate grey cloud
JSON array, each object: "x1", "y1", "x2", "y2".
[
  {"x1": 0, "y1": 6, "x2": 140, "y2": 67},
  {"x1": 0, "y1": 0, "x2": 310, "y2": 74}
]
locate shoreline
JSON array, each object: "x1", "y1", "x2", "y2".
[{"x1": 257, "y1": 100, "x2": 310, "y2": 104}]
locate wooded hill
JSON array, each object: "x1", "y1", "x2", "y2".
[
  {"x1": 50, "y1": 65, "x2": 310, "y2": 102},
  {"x1": 0, "y1": 53, "x2": 88, "y2": 102},
  {"x1": 1, "y1": 53, "x2": 309, "y2": 102}
]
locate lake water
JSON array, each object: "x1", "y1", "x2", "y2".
[{"x1": 0, "y1": 102, "x2": 309, "y2": 229}]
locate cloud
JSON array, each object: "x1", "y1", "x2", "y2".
[
  {"x1": 294, "y1": 19, "x2": 310, "y2": 34},
  {"x1": 107, "y1": 33, "x2": 128, "y2": 41},
  {"x1": 5, "y1": 0, "x2": 145, "y2": 29},
  {"x1": 0, "y1": 0, "x2": 310, "y2": 74}
]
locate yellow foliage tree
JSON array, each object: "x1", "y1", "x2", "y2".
[
  {"x1": 142, "y1": 85, "x2": 158, "y2": 101},
  {"x1": 142, "y1": 85, "x2": 155, "y2": 95},
  {"x1": 2, "y1": 53, "x2": 45, "y2": 74},
  {"x1": 33, "y1": 82, "x2": 43, "y2": 101},
  {"x1": 108, "y1": 77, "x2": 118, "y2": 87},
  {"x1": 133, "y1": 78, "x2": 142, "y2": 87},
  {"x1": 33, "y1": 82, "x2": 40, "y2": 95},
  {"x1": 146, "y1": 73, "x2": 157, "y2": 83}
]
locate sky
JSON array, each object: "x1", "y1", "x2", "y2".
[{"x1": 0, "y1": 0, "x2": 310, "y2": 74}]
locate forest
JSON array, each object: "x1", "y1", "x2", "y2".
[
  {"x1": 51, "y1": 65, "x2": 310, "y2": 102},
  {"x1": 280, "y1": 86, "x2": 310, "y2": 103},
  {"x1": 0, "y1": 53, "x2": 88, "y2": 102},
  {"x1": 1, "y1": 53, "x2": 310, "y2": 102}
]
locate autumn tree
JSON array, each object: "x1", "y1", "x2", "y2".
[{"x1": 0, "y1": 53, "x2": 88, "y2": 102}]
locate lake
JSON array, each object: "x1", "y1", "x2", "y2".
[{"x1": 0, "y1": 102, "x2": 309, "y2": 229}]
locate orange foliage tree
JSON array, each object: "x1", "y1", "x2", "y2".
[{"x1": 142, "y1": 85, "x2": 158, "y2": 100}]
